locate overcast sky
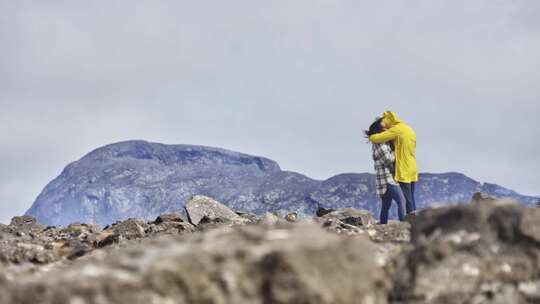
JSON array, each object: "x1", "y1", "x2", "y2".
[{"x1": 1, "y1": 0, "x2": 539, "y2": 223}]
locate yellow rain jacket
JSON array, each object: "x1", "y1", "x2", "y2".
[{"x1": 369, "y1": 111, "x2": 419, "y2": 183}]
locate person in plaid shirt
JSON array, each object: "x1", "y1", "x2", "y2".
[{"x1": 365, "y1": 118, "x2": 405, "y2": 224}]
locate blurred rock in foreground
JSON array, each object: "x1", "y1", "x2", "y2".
[
  {"x1": 0, "y1": 223, "x2": 387, "y2": 304},
  {"x1": 3, "y1": 193, "x2": 540, "y2": 303},
  {"x1": 392, "y1": 196, "x2": 540, "y2": 303}
]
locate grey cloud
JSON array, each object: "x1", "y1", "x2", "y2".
[{"x1": 1, "y1": 0, "x2": 539, "y2": 223}]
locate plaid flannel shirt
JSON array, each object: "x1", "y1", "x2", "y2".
[{"x1": 372, "y1": 143, "x2": 399, "y2": 196}]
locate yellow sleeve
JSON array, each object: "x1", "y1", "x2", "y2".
[{"x1": 369, "y1": 128, "x2": 398, "y2": 144}]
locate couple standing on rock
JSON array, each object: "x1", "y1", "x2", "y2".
[{"x1": 365, "y1": 111, "x2": 419, "y2": 224}]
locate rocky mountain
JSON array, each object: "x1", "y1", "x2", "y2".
[{"x1": 25, "y1": 140, "x2": 539, "y2": 227}]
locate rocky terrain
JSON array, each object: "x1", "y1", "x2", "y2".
[
  {"x1": 25, "y1": 140, "x2": 539, "y2": 227},
  {"x1": 3, "y1": 193, "x2": 540, "y2": 303}
]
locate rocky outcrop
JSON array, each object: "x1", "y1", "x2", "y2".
[
  {"x1": 391, "y1": 197, "x2": 540, "y2": 303},
  {"x1": 7, "y1": 193, "x2": 540, "y2": 303},
  {"x1": 0, "y1": 213, "x2": 198, "y2": 271},
  {"x1": 185, "y1": 195, "x2": 248, "y2": 225},
  {"x1": 0, "y1": 223, "x2": 388, "y2": 304},
  {"x1": 146, "y1": 213, "x2": 195, "y2": 236},
  {"x1": 6, "y1": 216, "x2": 44, "y2": 235}
]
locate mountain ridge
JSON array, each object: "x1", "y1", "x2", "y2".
[{"x1": 25, "y1": 140, "x2": 539, "y2": 226}]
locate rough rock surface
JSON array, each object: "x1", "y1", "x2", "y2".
[
  {"x1": 0, "y1": 223, "x2": 388, "y2": 304},
  {"x1": 6, "y1": 193, "x2": 540, "y2": 304},
  {"x1": 391, "y1": 197, "x2": 540, "y2": 303},
  {"x1": 146, "y1": 213, "x2": 195, "y2": 236},
  {"x1": 185, "y1": 195, "x2": 248, "y2": 225},
  {"x1": 321, "y1": 208, "x2": 377, "y2": 227},
  {"x1": 7, "y1": 216, "x2": 44, "y2": 235},
  {"x1": 0, "y1": 213, "x2": 197, "y2": 275}
]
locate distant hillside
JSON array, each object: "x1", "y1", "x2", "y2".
[{"x1": 25, "y1": 141, "x2": 539, "y2": 226}]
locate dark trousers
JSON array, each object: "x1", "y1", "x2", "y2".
[
  {"x1": 380, "y1": 184, "x2": 406, "y2": 224},
  {"x1": 399, "y1": 182, "x2": 417, "y2": 214}
]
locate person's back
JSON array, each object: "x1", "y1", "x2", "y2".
[
  {"x1": 388, "y1": 120, "x2": 418, "y2": 183},
  {"x1": 369, "y1": 111, "x2": 418, "y2": 213}
]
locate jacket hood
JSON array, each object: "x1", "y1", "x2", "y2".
[{"x1": 382, "y1": 111, "x2": 402, "y2": 128}]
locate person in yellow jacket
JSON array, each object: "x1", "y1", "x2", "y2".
[{"x1": 369, "y1": 111, "x2": 418, "y2": 213}]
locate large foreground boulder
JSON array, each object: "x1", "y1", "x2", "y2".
[
  {"x1": 392, "y1": 199, "x2": 540, "y2": 303},
  {"x1": 0, "y1": 223, "x2": 388, "y2": 304},
  {"x1": 185, "y1": 195, "x2": 248, "y2": 225}
]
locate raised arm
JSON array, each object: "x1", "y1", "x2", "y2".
[{"x1": 369, "y1": 128, "x2": 398, "y2": 144}]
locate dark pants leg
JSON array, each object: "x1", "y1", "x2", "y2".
[
  {"x1": 380, "y1": 192, "x2": 392, "y2": 225},
  {"x1": 411, "y1": 182, "x2": 416, "y2": 211},
  {"x1": 393, "y1": 185, "x2": 406, "y2": 221},
  {"x1": 380, "y1": 185, "x2": 406, "y2": 224},
  {"x1": 400, "y1": 182, "x2": 417, "y2": 214}
]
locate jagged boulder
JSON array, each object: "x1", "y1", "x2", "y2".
[
  {"x1": 145, "y1": 214, "x2": 194, "y2": 236},
  {"x1": 0, "y1": 223, "x2": 389, "y2": 304},
  {"x1": 392, "y1": 199, "x2": 540, "y2": 303},
  {"x1": 185, "y1": 195, "x2": 248, "y2": 225},
  {"x1": 8, "y1": 216, "x2": 44, "y2": 235},
  {"x1": 110, "y1": 218, "x2": 147, "y2": 240},
  {"x1": 97, "y1": 219, "x2": 147, "y2": 247}
]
